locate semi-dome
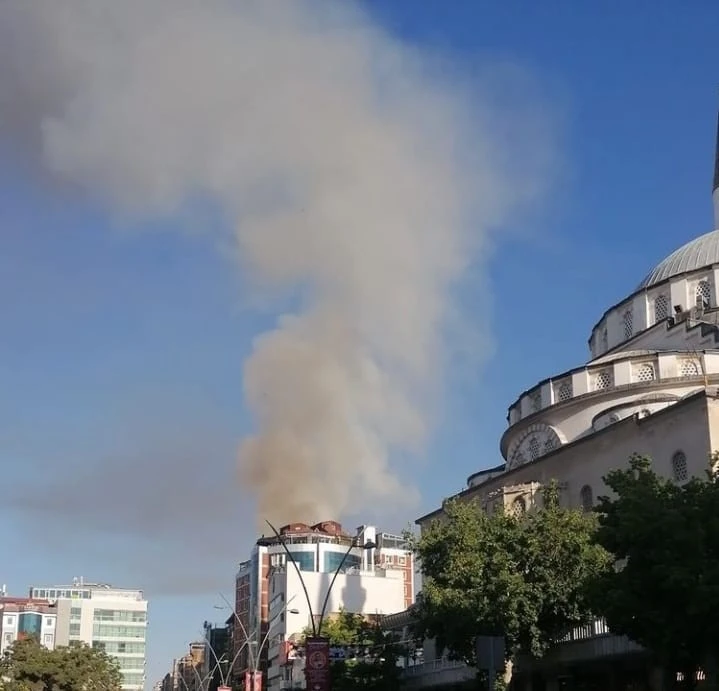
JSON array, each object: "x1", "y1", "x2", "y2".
[{"x1": 638, "y1": 229, "x2": 719, "y2": 289}]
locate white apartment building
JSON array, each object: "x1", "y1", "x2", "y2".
[
  {"x1": 0, "y1": 597, "x2": 57, "y2": 654},
  {"x1": 232, "y1": 523, "x2": 414, "y2": 691},
  {"x1": 29, "y1": 578, "x2": 148, "y2": 691}
]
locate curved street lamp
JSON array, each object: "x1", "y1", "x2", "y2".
[
  {"x1": 265, "y1": 520, "x2": 377, "y2": 638},
  {"x1": 215, "y1": 594, "x2": 299, "y2": 690}
]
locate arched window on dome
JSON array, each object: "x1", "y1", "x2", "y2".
[
  {"x1": 580, "y1": 485, "x2": 593, "y2": 512},
  {"x1": 695, "y1": 280, "x2": 712, "y2": 310},
  {"x1": 633, "y1": 363, "x2": 655, "y2": 383},
  {"x1": 671, "y1": 451, "x2": 688, "y2": 483},
  {"x1": 601, "y1": 327, "x2": 608, "y2": 352},
  {"x1": 528, "y1": 437, "x2": 540, "y2": 460},
  {"x1": 623, "y1": 309, "x2": 633, "y2": 340},
  {"x1": 555, "y1": 380, "x2": 572, "y2": 402},
  {"x1": 653, "y1": 294, "x2": 669, "y2": 324},
  {"x1": 679, "y1": 359, "x2": 700, "y2": 377}
]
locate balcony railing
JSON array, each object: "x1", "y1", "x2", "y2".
[
  {"x1": 403, "y1": 658, "x2": 469, "y2": 676},
  {"x1": 555, "y1": 618, "x2": 610, "y2": 644}
]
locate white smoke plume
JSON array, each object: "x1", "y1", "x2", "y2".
[{"x1": 0, "y1": 1, "x2": 555, "y2": 526}]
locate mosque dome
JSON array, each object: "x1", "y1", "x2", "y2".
[{"x1": 638, "y1": 229, "x2": 719, "y2": 289}]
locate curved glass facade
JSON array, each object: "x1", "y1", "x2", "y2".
[
  {"x1": 323, "y1": 551, "x2": 361, "y2": 573},
  {"x1": 18, "y1": 613, "x2": 42, "y2": 639},
  {"x1": 287, "y1": 551, "x2": 315, "y2": 571}
]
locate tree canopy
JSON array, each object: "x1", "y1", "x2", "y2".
[
  {"x1": 592, "y1": 454, "x2": 719, "y2": 683},
  {"x1": 412, "y1": 485, "x2": 611, "y2": 664},
  {"x1": 0, "y1": 637, "x2": 123, "y2": 691},
  {"x1": 304, "y1": 610, "x2": 402, "y2": 691}
]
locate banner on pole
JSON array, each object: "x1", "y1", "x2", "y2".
[{"x1": 304, "y1": 636, "x2": 331, "y2": 691}]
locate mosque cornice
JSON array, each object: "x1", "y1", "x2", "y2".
[
  {"x1": 418, "y1": 388, "x2": 719, "y2": 528},
  {"x1": 584, "y1": 266, "x2": 719, "y2": 342},
  {"x1": 504, "y1": 347, "x2": 713, "y2": 423},
  {"x1": 501, "y1": 370, "x2": 719, "y2": 457}
]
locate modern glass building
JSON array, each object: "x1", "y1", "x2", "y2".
[{"x1": 29, "y1": 579, "x2": 148, "y2": 691}]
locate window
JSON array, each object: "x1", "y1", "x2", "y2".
[
  {"x1": 696, "y1": 280, "x2": 711, "y2": 309},
  {"x1": 4, "y1": 616, "x2": 15, "y2": 627},
  {"x1": 623, "y1": 309, "x2": 633, "y2": 340},
  {"x1": 555, "y1": 380, "x2": 572, "y2": 402},
  {"x1": 543, "y1": 437, "x2": 557, "y2": 453},
  {"x1": 633, "y1": 363, "x2": 655, "y2": 382},
  {"x1": 679, "y1": 359, "x2": 700, "y2": 377},
  {"x1": 593, "y1": 369, "x2": 613, "y2": 390},
  {"x1": 672, "y1": 451, "x2": 688, "y2": 483},
  {"x1": 92, "y1": 624, "x2": 146, "y2": 639},
  {"x1": 601, "y1": 327, "x2": 608, "y2": 351},
  {"x1": 580, "y1": 485, "x2": 593, "y2": 512},
  {"x1": 511, "y1": 497, "x2": 526, "y2": 517},
  {"x1": 70, "y1": 607, "x2": 81, "y2": 619},
  {"x1": 287, "y1": 551, "x2": 315, "y2": 572},
  {"x1": 323, "y1": 551, "x2": 361, "y2": 573},
  {"x1": 654, "y1": 294, "x2": 669, "y2": 323},
  {"x1": 45, "y1": 618, "x2": 53, "y2": 627},
  {"x1": 43, "y1": 634, "x2": 53, "y2": 648},
  {"x1": 511, "y1": 450, "x2": 526, "y2": 467},
  {"x1": 4, "y1": 633, "x2": 12, "y2": 646},
  {"x1": 530, "y1": 391, "x2": 541, "y2": 412},
  {"x1": 93, "y1": 610, "x2": 146, "y2": 623},
  {"x1": 608, "y1": 413, "x2": 621, "y2": 424},
  {"x1": 528, "y1": 437, "x2": 540, "y2": 460},
  {"x1": 69, "y1": 623, "x2": 81, "y2": 636}
]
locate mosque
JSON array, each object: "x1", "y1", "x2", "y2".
[
  {"x1": 420, "y1": 113, "x2": 719, "y2": 524},
  {"x1": 395, "y1": 114, "x2": 719, "y2": 689}
]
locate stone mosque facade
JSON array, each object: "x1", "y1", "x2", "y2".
[
  {"x1": 394, "y1": 113, "x2": 719, "y2": 689},
  {"x1": 418, "y1": 116, "x2": 719, "y2": 527}
]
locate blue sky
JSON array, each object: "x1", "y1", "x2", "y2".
[{"x1": 1, "y1": 1, "x2": 718, "y2": 687}]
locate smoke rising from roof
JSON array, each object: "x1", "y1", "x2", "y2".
[{"x1": 0, "y1": 1, "x2": 556, "y2": 527}]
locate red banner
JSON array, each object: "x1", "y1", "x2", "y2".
[
  {"x1": 305, "y1": 637, "x2": 331, "y2": 691},
  {"x1": 244, "y1": 671, "x2": 263, "y2": 691}
]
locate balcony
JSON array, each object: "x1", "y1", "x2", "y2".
[
  {"x1": 521, "y1": 619, "x2": 644, "y2": 672},
  {"x1": 401, "y1": 658, "x2": 476, "y2": 689}
]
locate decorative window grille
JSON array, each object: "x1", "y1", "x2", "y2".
[
  {"x1": 511, "y1": 497, "x2": 526, "y2": 517},
  {"x1": 654, "y1": 294, "x2": 669, "y2": 323},
  {"x1": 608, "y1": 413, "x2": 621, "y2": 424},
  {"x1": 543, "y1": 437, "x2": 557, "y2": 454},
  {"x1": 530, "y1": 391, "x2": 542, "y2": 412},
  {"x1": 528, "y1": 437, "x2": 540, "y2": 460},
  {"x1": 633, "y1": 363, "x2": 655, "y2": 382},
  {"x1": 623, "y1": 309, "x2": 633, "y2": 340},
  {"x1": 512, "y1": 451, "x2": 526, "y2": 467},
  {"x1": 696, "y1": 280, "x2": 711, "y2": 309},
  {"x1": 593, "y1": 369, "x2": 613, "y2": 390},
  {"x1": 679, "y1": 359, "x2": 700, "y2": 377},
  {"x1": 580, "y1": 485, "x2": 593, "y2": 512},
  {"x1": 555, "y1": 381, "x2": 572, "y2": 402},
  {"x1": 671, "y1": 451, "x2": 688, "y2": 483}
]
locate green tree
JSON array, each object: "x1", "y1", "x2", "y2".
[
  {"x1": 303, "y1": 610, "x2": 402, "y2": 691},
  {"x1": 412, "y1": 485, "x2": 611, "y2": 676},
  {"x1": 0, "y1": 637, "x2": 122, "y2": 691},
  {"x1": 591, "y1": 454, "x2": 719, "y2": 689}
]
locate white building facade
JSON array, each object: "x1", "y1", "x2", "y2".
[
  {"x1": 29, "y1": 579, "x2": 148, "y2": 691},
  {"x1": 0, "y1": 599, "x2": 57, "y2": 654},
  {"x1": 232, "y1": 522, "x2": 413, "y2": 691}
]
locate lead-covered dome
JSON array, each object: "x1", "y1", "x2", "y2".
[{"x1": 638, "y1": 229, "x2": 719, "y2": 289}]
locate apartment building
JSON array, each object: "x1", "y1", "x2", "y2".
[{"x1": 29, "y1": 578, "x2": 148, "y2": 691}]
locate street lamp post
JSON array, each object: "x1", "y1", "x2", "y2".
[
  {"x1": 264, "y1": 521, "x2": 377, "y2": 691},
  {"x1": 216, "y1": 595, "x2": 299, "y2": 691}
]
